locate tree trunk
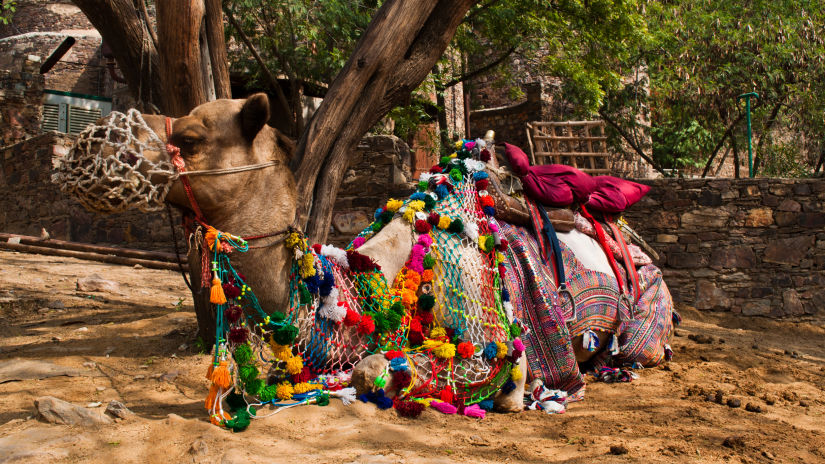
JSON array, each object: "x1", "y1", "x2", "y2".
[
  {"x1": 291, "y1": 0, "x2": 478, "y2": 243},
  {"x1": 731, "y1": 133, "x2": 741, "y2": 179},
  {"x1": 204, "y1": 0, "x2": 231, "y2": 100},
  {"x1": 72, "y1": 0, "x2": 164, "y2": 109},
  {"x1": 156, "y1": 0, "x2": 209, "y2": 116}
]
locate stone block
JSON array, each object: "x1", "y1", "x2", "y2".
[
  {"x1": 656, "y1": 234, "x2": 678, "y2": 243},
  {"x1": 777, "y1": 199, "x2": 801, "y2": 212},
  {"x1": 744, "y1": 208, "x2": 773, "y2": 227},
  {"x1": 681, "y1": 209, "x2": 729, "y2": 228},
  {"x1": 332, "y1": 211, "x2": 371, "y2": 235},
  {"x1": 793, "y1": 183, "x2": 812, "y2": 195},
  {"x1": 709, "y1": 245, "x2": 756, "y2": 269},
  {"x1": 667, "y1": 252, "x2": 707, "y2": 269},
  {"x1": 798, "y1": 212, "x2": 825, "y2": 228},
  {"x1": 780, "y1": 289, "x2": 805, "y2": 316},
  {"x1": 774, "y1": 211, "x2": 798, "y2": 227},
  {"x1": 741, "y1": 300, "x2": 771, "y2": 316},
  {"x1": 694, "y1": 280, "x2": 731, "y2": 310},
  {"x1": 763, "y1": 235, "x2": 815, "y2": 265},
  {"x1": 742, "y1": 185, "x2": 760, "y2": 197}
]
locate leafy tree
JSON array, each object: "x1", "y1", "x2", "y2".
[{"x1": 1, "y1": 1, "x2": 16, "y2": 25}]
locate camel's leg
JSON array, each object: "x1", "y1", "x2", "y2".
[
  {"x1": 493, "y1": 355, "x2": 527, "y2": 412},
  {"x1": 188, "y1": 246, "x2": 216, "y2": 349},
  {"x1": 351, "y1": 354, "x2": 391, "y2": 395}
]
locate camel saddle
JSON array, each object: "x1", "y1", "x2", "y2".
[{"x1": 487, "y1": 165, "x2": 575, "y2": 232}]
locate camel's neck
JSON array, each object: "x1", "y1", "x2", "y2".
[{"x1": 193, "y1": 167, "x2": 298, "y2": 312}]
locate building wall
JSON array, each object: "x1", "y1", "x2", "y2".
[
  {"x1": 624, "y1": 178, "x2": 825, "y2": 317},
  {"x1": 0, "y1": 54, "x2": 44, "y2": 146}
]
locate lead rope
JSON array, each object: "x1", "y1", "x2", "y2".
[{"x1": 166, "y1": 203, "x2": 192, "y2": 291}]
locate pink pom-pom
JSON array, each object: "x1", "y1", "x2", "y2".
[
  {"x1": 465, "y1": 141, "x2": 475, "y2": 150},
  {"x1": 417, "y1": 234, "x2": 433, "y2": 248},
  {"x1": 431, "y1": 400, "x2": 458, "y2": 414},
  {"x1": 513, "y1": 338, "x2": 524, "y2": 351},
  {"x1": 489, "y1": 223, "x2": 499, "y2": 233},
  {"x1": 352, "y1": 236, "x2": 366, "y2": 249},
  {"x1": 463, "y1": 403, "x2": 486, "y2": 419}
]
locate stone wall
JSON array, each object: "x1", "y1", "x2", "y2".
[
  {"x1": 624, "y1": 178, "x2": 825, "y2": 317},
  {"x1": 1, "y1": 133, "x2": 182, "y2": 251},
  {"x1": 328, "y1": 135, "x2": 416, "y2": 247},
  {"x1": 0, "y1": 53, "x2": 44, "y2": 146}
]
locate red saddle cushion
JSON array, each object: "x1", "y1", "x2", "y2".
[
  {"x1": 586, "y1": 176, "x2": 651, "y2": 213},
  {"x1": 503, "y1": 143, "x2": 595, "y2": 207}
]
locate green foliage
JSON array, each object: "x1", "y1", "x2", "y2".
[{"x1": 1, "y1": 1, "x2": 16, "y2": 25}]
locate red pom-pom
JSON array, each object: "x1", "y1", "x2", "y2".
[
  {"x1": 384, "y1": 350, "x2": 404, "y2": 360},
  {"x1": 498, "y1": 263, "x2": 507, "y2": 277},
  {"x1": 409, "y1": 317, "x2": 423, "y2": 333},
  {"x1": 497, "y1": 239, "x2": 509, "y2": 251},
  {"x1": 394, "y1": 399, "x2": 425, "y2": 418},
  {"x1": 408, "y1": 330, "x2": 424, "y2": 346},
  {"x1": 430, "y1": 165, "x2": 443, "y2": 173},
  {"x1": 223, "y1": 283, "x2": 241, "y2": 299},
  {"x1": 480, "y1": 148, "x2": 491, "y2": 162},
  {"x1": 228, "y1": 327, "x2": 248, "y2": 344},
  {"x1": 224, "y1": 305, "x2": 243, "y2": 323},
  {"x1": 347, "y1": 250, "x2": 381, "y2": 272},
  {"x1": 312, "y1": 243, "x2": 322, "y2": 254},
  {"x1": 391, "y1": 370, "x2": 412, "y2": 390},
  {"x1": 419, "y1": 311, "x2": 434, "y2": 325},
  {"x1": 414, "y1": 219, "x2": 431, "y2": 234},
  {"x1": 439, "y1": 386, "x2": 453, "y2": 404},
  {"x1": 291, "y1": 366, "x2": 312, "y2": 384},
  {"x1": 427, "y1": 212, "x2": 441, "y2": 225},
  {"x1": 479, "y1": 195, "x2": 495, "y2": 207},
  {"x1": 475, "y1": 179, "x2": 489, "y2": 190},
  {"x1": 343, "y1": 308, "x2": 360, "y2": 326},
  {"x1": 457, "y1": 341, "x2": 475, "y2": 359},
  {"x1": 358, "y1": 314, "x2": 375, "y2": 334}
]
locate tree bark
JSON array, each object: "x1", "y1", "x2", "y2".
[
  {"x1": 291, "y1": 0, "x2": 478, "y2": 243},
  {"x1": 204, "y1": 0, "x2": 231, "y2": 99},
  {"x1": 752, "y1": 101, "x2": 783, "y2": 175},
  {"x1": 72, "y1": 0, "x2": 164, "y2": 109},
  {"x1": 599, "y1": 109, "x2": 665, "y2": 176},
  {"x1": 156, "y1": 0, "x2": 209, "y2": 116},
  {"x1": 731, "y1": 132, "x2": 741, "y2": 179}
]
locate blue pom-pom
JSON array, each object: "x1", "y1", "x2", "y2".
[
  {"x1": 319, "y1": 268, "x2": 335, "y2": 296},
  {"x1": 483, "y1": 341, "x2": 498, "y2": 360},
  {"x1": 358, "y1": 393, "x2": 370, "y2": 403},
  {"x1": 390, "y1": 357, "x2": 408, "y2": 371},
  {"x1": 304, "y1": 274, "x2": 321, "y2": 294},
  {"x1": 501, "y1": 380, "x2": 516, "y2": 394},
  {"x1": 435, "y1": 184, "x2": 450, "y2": 200},
  {"x1": 478, "y1": 399, "x2": 494, "y2": 411},
  {"x1": 501, "y1": 287, "x2": 510, "y2": 302},
  {"x1": 482, "y1": 206, "x2": 495, "y2": 216},
  {"x1": 672, "y1": 311, "x2": 682, "y2": 326},
  {"x1": 473, "y1": 171, "x2": 489, "y2": 181},
  {"x1": 374, "y1": 208, "x2": 384, "y2": 220},
  {"x1": 372, "y1": 389, "x2": 394, "y2": 409},
  {"x1": 410, "y1": 192, "x2": 427, "y2": 201}
]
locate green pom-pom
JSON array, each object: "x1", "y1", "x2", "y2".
[
  {"x1": 271, "y1": 311, "x2": 286, "y2": 323},
  {"x1": 225, "y1": 392, "x2": 247, "y2": 411},
  {"x1": 418, "y1": 181, "x2": 429, "y2": 191},
  {"x1": 390, "y1": 301, "x2": 406, "y2": 316},
  {"x1": 423, "y1": 254, "x2": 436, "y2": 269},
  {"x1": 417, "y1": 294, "x2": 435, "y2": 311},
  {"x1": 447, "y1": 218, "x2": 464, "y2": 234},
  {"x1": 233, "y1": 344, "x2": 253, "y2": 365},
  {"x1": 299, "y1": 283, "x2": 312, "y2": 304},
  {"x1": 239, "y1": 364, "x2": 259, "y2": 384},
  {"x1": 379, "y1": 211, "x2": 394, "y2": 224},
  {"x1": 440, "y1": 156, "x2": 452, "y2": 165},
  {"x1": 272, "y1": 324, "x2": 299, "y2": 345},
  {"x1": 482, "y1": 235, "x2": 495, "y2": 252},
  {"x1": 455, "y1": 161, "x2": 468, "y2": 175},
  {"x1": 509, "y1": 323, "x2": 522, "y2": 338},
  {"x1": 373, "y1": 312, "x2": 389, "y2": 333},
  {"x1": 449, "y1": 169, "x2": 463, "y2": 182},
  {"x1": 423, "y1": 195, "x2": 436, "y2": 210},
  {"x1": 316, "y1": 392, "x2": 330, "y2": 407},
  {"x1": 225, "y1": 408, "x2": 254, "y2": 432},
  {"x1": 246, "y1": 378, "x2": 264, "y2": 395},
  {"x1": 374, "y1": 375, "x2": 387, "y2": 389},
  {"x1": 386, "y1": 310, "x2": 403, "y2": 332},
  {"x1": 371, "y1": 221, "x2": 385, "y2": 232},
  {"x1": 258, "y1": 385, "x2": 277, "y2": 402}
]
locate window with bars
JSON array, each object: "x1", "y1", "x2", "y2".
[{"x1": 41, "y1": 90, "x2": 112, "y2": 135}]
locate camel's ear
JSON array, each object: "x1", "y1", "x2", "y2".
[{"x1": 239, "y1": 93, "x2": 270, "y2": 143}]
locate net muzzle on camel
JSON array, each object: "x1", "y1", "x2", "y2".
[{"x1": 53, "y1": 109, "x2": 278, "y2": 214}]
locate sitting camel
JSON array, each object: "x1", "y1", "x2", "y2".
[{"x1": 57, "y1": 93, "x2": 673, "y2": 422}]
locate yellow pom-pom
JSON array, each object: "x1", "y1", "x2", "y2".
[
  {"x1": 433, "y1": 342, "x2": 456, "y2": 359},
  {"x1": 285, "y1": 356, "x2": 304, "y2": 375},
  {"x1": 430, "y1": 327, "x2": 447, "y2": 339},
  {"x1": 401, "y1": 288, "x2": 417, "y2": 307},
  {"x1": 386, "y1": 199, "x2": 404, "y2": 212},
  {"x1": 449, "y1": 152, "x2": 457, "y2": 158},
  {"x1": 478, "y1": 237, "x2": 490, "y2": 252},
  {"x1": 293, "y1": 382, "x2": 323, "y2": 394},
  {"x1": 408, "y1": 200, "x2": 425, "y2": 212},
  {"x1": 210, "y1": 360, "x2": 231, "y2": 389},
  {"x1": 437, "y1": 215, "x2": 452, "y2": 229},
  {"x1": 496, "y1": 252, "x2": 506, "y2": 263},
  {"x1": 454, "y1": 140, "x2": 463, "y2": 149},
  {"x1": 402, "y1": 208, "x2": 416, "y2": 223},
  {"x1": 300, "y1": 253, "x2": 316, "y2": 278},
  {"x1": 205, "y1": 227, "x2": 219, "y2": 250},
  {"x1": 510, "y1": 365, "x2": 522, "y2": 382},
  {"x1": 269, "y1": 340, "x2": 292, "y2": 360},
  {"x1": 285, "y1": 232, "x2": 304, "y2": 251},
  {"x1": 495, "y1": 342, "x2": 508, "y2": 359},
  {"x1": 276, "y1": 382, "x2": 294, "y2": 400}
]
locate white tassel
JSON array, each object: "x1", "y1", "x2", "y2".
[
  {"x1": 330, "y1": 387, "x2": 357, "y2": 406},
  {"x1": 583, "y1": 329, "x2": 599, "y2": 352},
  {"x1": 320, "y1": 244, "x2": 349, "y2": 269},
  {"x1": 464, "y1": 159, "x2": 486, "y2": 172},
  {"x1": 504, "y1": 301, "x2": 514, "y2": 322},
  {"x1": 608, "y1": 333, "x2": 620, "y2": 356},
  {"x1": 419, "y1": 172, "x2": 433, "y2": 183},
  {"x1": 464, "y1": 222, "x2": 479, "y2": 241},
  {"x1": 475, "y1": 138, "x2": 486, "y2": 149},
  {"x1": 319, "y1": 288, "x2": 345, "y2": 322}
]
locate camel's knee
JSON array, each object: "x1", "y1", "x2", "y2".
[{"x1": 572, "y1": 331, "x2": 611, "y2": 363}]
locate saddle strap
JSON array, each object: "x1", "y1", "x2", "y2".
[
  {"x1": 579, "y1": 205, "x2": 626, "y2": 296},
  {"x1": 526, "y1": 198, "x2": 564, "y2": 286},
  {"x1": 608, "y1": 221, "x2": 640, "y2": 303}
]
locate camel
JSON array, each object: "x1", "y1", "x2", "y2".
[{"x1": 58, "y1": 93, "x2": 674, "y2": 418}]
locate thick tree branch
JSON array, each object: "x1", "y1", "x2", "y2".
[
  {"x1": 700, "y1": 109, "x2": 755, "y2": 177},
  {"x1": 441, "y1": 45, "x2": 516, "y2": 88},
  {"x1": 598, "y1": 109, "x2": 665, "y2": 176},
  {"x1": 752, "y1": 100, "x2": 784, "y2": 175}
]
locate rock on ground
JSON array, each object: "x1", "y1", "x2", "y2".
[
  {"x1": 34, "y1": 396, "x2": 113, "y2": 426},
  {"x1": 76, "y1": 274, "x2": 122, "y2": 293}
]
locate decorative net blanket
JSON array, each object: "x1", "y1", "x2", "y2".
[{"x1": 52, "y1": 109, "x2": 176, "y2": 213}]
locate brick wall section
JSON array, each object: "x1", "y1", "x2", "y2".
[
  {"x1": 624, "y1": 178, "x2": 825, "y2": 317},
  {"x1": 0, "y1": 54, "x2": 44, "y2": 146},
  {"x1": 328, "y1": 135, "x2": 416, "y2": 247},
  {"x1": 1, "y1": 133, "x2": 182, "y2": 251}
]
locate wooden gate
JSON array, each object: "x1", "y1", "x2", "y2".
[{"x1": 526, "y1": 120, "x2": 610, "y2": 174}]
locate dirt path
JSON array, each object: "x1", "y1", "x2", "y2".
[{"x1": 1, "y1": 249, "x2": 824, "y2": 463}]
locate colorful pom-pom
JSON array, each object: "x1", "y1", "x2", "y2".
[
  {"x1": 457, "y1": 341, "x2": 475, "y2": 359},
  {"x1": 495, "y1": 341, "x2": 508, "y2": 359},
  {"x1": 386, "y1": 199, "x2": 404, "y2": 212},
  {"x1": 430, "y1": 165, "x2": 443, "y2": 174},
  {"x1": 224, "y1": 305, "x2": 243, "y2": 324},
  {"x1": 395, "y1": 400, "x2": 425, "y2": 418},
  {"x1": 421, "y1": 269, "x2": 434, "y2": 282},
  {"x1": 358, "y1": 314, "x2": 375, "y2": 334},
  {"x1": 475, "y1": 179, "x2": 489, "y2": 190},
  {"x1": 419, "y1": 310, "x2": 434, "y2": 325},
  {"x1": 433, "y1": 342, "x2": 456, "y2": 359},
  {"x1": 422, "y1": 254, "x2": 436, "y2": 269},
  {"x1": 285, "y1": 356, "x2": 304, "y2": 375},
  {"x1": 233, "y1": 344, "x2": 253, "y2": 365},
  {"x1": 417, "y1": 294, "x2": 435, "y2": 311},
  {"x1": 228, "y1": 327, "x2": 248, "y2": 344},
  {"x1": 427, "y1": 212, "x2": 441, "y2": 225},
  {"x1": 276, "y1": 382, "x2": 294, "y2": 400},
  {"x1": 271, "y1": 324, "x2": 299, "y2": 345},
  {"x1": 447, "y1": 218, "x2": 464, "y2": 234},
  {"x1": 483, "y1": 341, "x2": 498, "y2": 360},
  {"x1": 501, "y1": 380, "x2": 516, "y2": 394},
  {"x1": 430, "y1": 327, "x2": 447, "y2": 339},
  {"x1": 439, "y1": 386, "x2": 454, "y2": 404},
  {"x1": 479, "y1": 399, "x2": 494, "y2": 411},
  {"x1": 509, "y1": 322, "x2": 522, "y2": 338},
  {"x1": 510, "y1": 365, "x2": 523, "y2": 382},
  {"x1": 343, "y1": 308, "x2": 360, "y2": 326},
  {"x1": 480, "y1": 148, "x2": 491, "y2": 162}
]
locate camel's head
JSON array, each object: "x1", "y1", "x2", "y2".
[{"x1": 56, "y1": 93, "x2": 296, "y2": 220}]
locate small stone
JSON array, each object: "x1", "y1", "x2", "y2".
[
  {"x1": 34, "y1": 396, "x2": 113, "y2": 426},
  {"x1": 714, "y1": 391, "x2": 725, "y2": 404},
  {"x1": 75, "y1": 327, "x2": 89, "y2": 332},
  {"x1": 674, "y1": 330, "x2": 683, "y2": 337},
  {"x1": 51, "y1": 337, "x2": 61, "y2": 343},
  {"x1": 699, "y1": 355, "x2": 710, "y2": 362},
  {"x1": 83, "y1": 362, "x2": 97, "y2": 368},
  {"x1": 189, "y1": 439, "x2": 208, "y2": 456},
  {"x1": 752, "y1": 344, "x2": 759, "y2": 350},
  {"x1": 133, "y1": 375, "x2": 145, "y2": 380},
  {"x1": 745, "y1": 403, "x2": 762, "y2": 413},
  {"x1": 799, "y1": 400, "x2": 809, "y2": 407},
  {"x1": 134, "y1": 264, "x2": 143, "y2": 269},
  {"x1": 86, "y1": 402, "x2": 102, "y2": 408},
  {"x1": 96, "y1": 386, "x2": 105, "y2": 392},
  {"x1": 763, "y1": 396, "x2": 776, "y2": 406},
  {"x1": 762, "y1": 450, "x2": 775, "y2": 460},
  {"x1": 47, "y1": 300, "x2": 65, "y2": 310},
  {"x1": 160, "y1": 371, "x2": 179, "y2": 382},
  {"x1": 609, "y1": 445, "x2": 629, "y2": 455},
  {"x1": 177, "y1": 343, "x2": 188, "y2": 351},
  {"x1": 726, "y1": 398, "x2": 741, "y2": 408},
  {"x1": 76, "y1": 275, "x2": 122, "y2": 293},
  {"x1": 104, "y1": 400, "x2": 133, "y2": 419},
  {"x1": 722, "y1": 436, "x2": 745, "y2": 449},
  {"x1": 705, "y1": 394, "x2": 715, "y2": 402}
]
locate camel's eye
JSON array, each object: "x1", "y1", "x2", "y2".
[{"x1": 171, "y1": 132, "x2": 204, "y2": 155}]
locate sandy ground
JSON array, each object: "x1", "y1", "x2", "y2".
[{"x1": 1, "y1": 249, "x2": 824, "y2": 464}]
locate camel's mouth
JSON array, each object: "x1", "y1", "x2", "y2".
[{"x1": 53, "y1": 109, "x2": 178, "y2": 214}]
